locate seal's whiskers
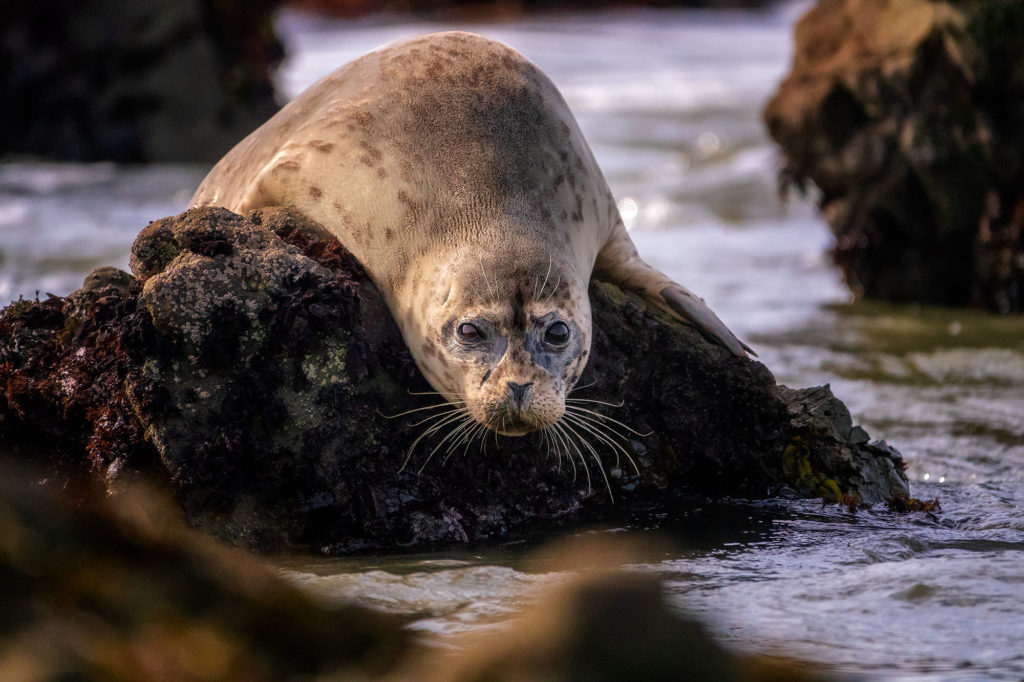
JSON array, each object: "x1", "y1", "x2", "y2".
[
  {"x1": 549, "y1": 424, "x2": 574, "y2": 476},
  {"x1": 542, "y1": 275, "x2": 561, "y2": 303},
  {"x1": 417, "y1": 413, "x2": 478, "y2": 474},
  {"x1": 478, "y1": 257, "x2": 498, "y2": 303},
  {"x1": 566, "y1": 379, "x2": 600, "y2": 395},
  {"x1": 406, "y1": 390, "x2": 464, "y2": 399},
  {"x1": 563, "y1": 404, "x2": 652, "y2": 437},
  {"x1": 444, "y1": 421, "x2": 487, "y2": 466},
  {"x1": 539, "y1": 425, "x2": 561, "y2": 474},
  {"x1": 539, "y1": 426, "x2": 566, "y2": 473},
  {"x1": 564, "y1": 397, "x2": 624, "y2": 408},
  {"x1": 553, "y1": 424, "x2": 577, "y2": 480},
  {"x1": 544, "y1": 423, "x2": 567, "y2": 477},
  {"x1": 552, "y1": 420, "x2": 591, "y2": 492},
  {"x1": 560, "y1": 418, "x2": 614, "y2": 501},
  {"x1": 405, "y1": 404, "x2": 468, "y2": 428},
  {"x1": 564, "y1": 412, "x2": 624, "y2": 465},
  {"x1": 563, "y1": 410, "x2": 641, "y2": 477},
  {"x1": 381, "y1": 400, "x2": 467, "y2": 420},
  {"x1": 400, "y1": 406, "x2": 473, "y2": 472},
  {"x1": 534, "y1": 256, "x2": 553, "y2": 300},
  {"x1": 397, "y1": 394, "x2": 647, "y2": 504},
  {"x1": 537, "y1": 427, "x2": 553, "y2": 465}
]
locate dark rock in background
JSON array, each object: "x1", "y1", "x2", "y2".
[
  {"x1": 0, "y1": 0, "x2": 777, "y2": 163},
  {"x1": 0, "y1": 207, "x2": 908, "y2": 553},
  {"x1": 0, "y1": 0, "x2": 282, "y2": 162},
  {"x1": 764, "y1": 0, "x2": 1024, "y2": 313}
]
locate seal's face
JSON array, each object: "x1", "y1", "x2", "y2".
[
  {"x1": 410, "y1": 259, "x2": 592, "y2": 436},
  {"x1": 445, "y1": 303, "x2": 586, "y2": 435}
]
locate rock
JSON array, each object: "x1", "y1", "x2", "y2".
[
  {"x1": 0, "y1": 459, "x2": 408, "y2": 680},
  {"x1": 2, "y1": 467, "x2": 840, "y2": 680},
  {"x1": 0, "y1": 0, "x2": 282, "y2": 162},
  {"x1": 0, "y1": 207, "x2": 909, "y2": 553},
  {"x1": 764, "y1": 0, "x2": 1024, "y2": 313}
]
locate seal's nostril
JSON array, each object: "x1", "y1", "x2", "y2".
[{"x1": 507, "y1": 381, "x2": 534, "y2": 403}]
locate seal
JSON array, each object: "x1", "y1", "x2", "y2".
[{"x1": 191, "y1": 31, "x2": 749, "y2": 440}]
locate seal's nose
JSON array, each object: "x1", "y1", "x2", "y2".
[{"x1": 506, "y1": 381, "x2": 533, "y2": 409}]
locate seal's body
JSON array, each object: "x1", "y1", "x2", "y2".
[{"x1": 192, "y1": 31, "x2": 747, "y2": 437}]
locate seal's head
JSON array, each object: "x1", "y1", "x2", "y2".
[{"x1": 402, "y1": 248, "x2": 591, "y2": 436}]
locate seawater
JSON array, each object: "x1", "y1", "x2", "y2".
[{"x1": 2, "y1": 3, "x2": 1022, "y2": 679}]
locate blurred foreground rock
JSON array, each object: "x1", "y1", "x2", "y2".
[
  {"x1": 0, "y1": 468, "x2": 830, "y2": 681},
  {"x1": 0, "y1": 207, "x2": 908, "y2": 552},
  {"x1": 0, "y1": 460, "x2": 406, "y2": 680},
  {"x1": 765, "y1": 0, "x2": 1024, "y2": 313}
]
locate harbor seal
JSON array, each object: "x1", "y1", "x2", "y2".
[{"x1": 192, "y1": 31, "x2": 749, "y2": 439}]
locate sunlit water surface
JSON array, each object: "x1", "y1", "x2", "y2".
[{"x1": 2, "y1": 4, "x2": 1022, "y2": 679}]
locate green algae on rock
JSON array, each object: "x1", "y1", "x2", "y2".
[{"x1": 0, "y1": 207, "x2": 909, "y2": 552}]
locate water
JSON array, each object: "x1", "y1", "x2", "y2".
[{"x1": 2, "y1": 3, "x2": 1023, "y2": 679}]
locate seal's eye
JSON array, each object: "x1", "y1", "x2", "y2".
[
  {"x1": 545, "y1": 321, "x2": 570, "y2": 345},
  {"x1": 458, "y1": 322, "x2": 482, "y2": 341}
]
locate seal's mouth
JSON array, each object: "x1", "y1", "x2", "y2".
[
  {"x1": 492, "y1": 418, "x2": 535, "y2": 437},
  {"x1": 479, "y1": 408, "x2": 548, "y2": 437}
]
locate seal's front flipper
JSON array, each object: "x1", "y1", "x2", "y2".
[
  {"x1": 594, "y1": 223, "x2": 753, "y2": 357},
  {"x1": 660, "y1": 284, "x2": 755, "y2": 357}
]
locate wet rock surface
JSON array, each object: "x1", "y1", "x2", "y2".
[
  {"x1": 765, "y1": 0, "x2": 1024, "y2": 312},
  {"x1": 0, "y1": 207, "x2": 908, "y2": 552}
]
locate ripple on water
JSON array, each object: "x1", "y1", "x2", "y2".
[
  {"x1": 0, "y1": 162, "x2": 205, "y2": 298},
  {"x1": 659, "y1": 500, "x2": 1024, "y2": 678},
  {"x1": 277, "y1": 497, "x2": 1024, "y2": 677},
  {"x1": 674, "y1": 550, "x2": 1024, "y2": 678},
  {"x1": 281, "y1": 564, "x2": 565, "y2": 638}
]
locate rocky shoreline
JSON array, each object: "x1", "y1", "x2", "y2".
[{"x1": 1, "y1": 206, "x2": 909, "y2": 553}]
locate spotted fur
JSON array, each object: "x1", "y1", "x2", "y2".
[{"x1": 192, "y1": 31, "x2": 748, "y2": 436}]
